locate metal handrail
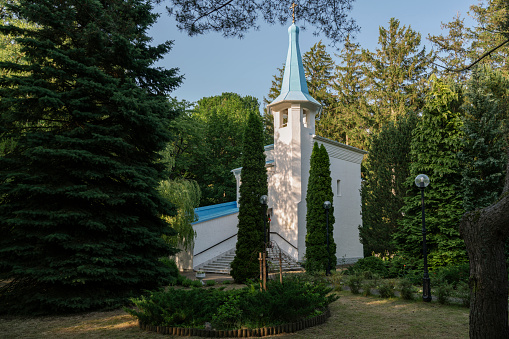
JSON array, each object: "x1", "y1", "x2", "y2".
[
  {"x1": 194, "y1": 231, "x2": 297, "y2": 258},
  {"x1": 194, "y1": 233, "x2": 237, "y2": 257},
  {"x1": 269, "y1": 232, "x2": 298, "y2": 250}
]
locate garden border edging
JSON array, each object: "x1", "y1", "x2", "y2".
[{"x1": 138, "y1": 308, "x2": 331, "y2": 337}]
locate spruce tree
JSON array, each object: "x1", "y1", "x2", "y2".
[
  {"x1": 459, "y1": 66, "x2": 508, "y2": 212},
  {"x1": 230, "y1": 112, "x2": 268, "y2": 283},
  {"x1": 363, "y1": 18, "x2": 432, "y2": 130},
  {"x1": 0, "y1": 0, "x2": 182, "y2": 314},
  {"x1": 394, "y1": 76, "x2": 466, "y2": 269},
  {"x1": 304, "y1": 143, "x2": 336, "y2": 272},
  {"x1": 320, "y1": 35, "x2": 370, "y2": 149},
  {"x1": 359, "y1": 113, "x2": 417, "y2": 256}
]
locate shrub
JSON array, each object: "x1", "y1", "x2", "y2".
[
  {"x1": 378, "y1": 280, "x2": 395, "y2": 298},
  {"x1": 181, "y1": 278, "x2": 192, "y2": 287},
  {"x1": 327, "y1": 271, "x2": 344, "y2": 291},
  {"x1": 206, "y1": 280, "x2": 217, "y2": 287},
  {"x1": 346, "y1": 274, "x2": 363, "y2": 294},
  {"x1": 347, "y1": 256, "x2": 389, "y2": 278},
  {"x1": 127, "y1": 275, "x2": 338, "y2": 330},
  {"x1": 362, "y1": 280, "x2": 376, "y2": 296},
  {"x1": 436, "y1": 283, "x2": 453, "y2": 305},
  {"x1": 435, "y1": 263, "x2": 469, "y2": 288},
  {"x1": 191, "y1": 280, "x2": 203, "y2": 288},
  {"x1": 397, "y1": 278, "x2": 416, "y2": 300},
  {"x1": 455, "y1": 281, "x2": 470, "y2": 308}
]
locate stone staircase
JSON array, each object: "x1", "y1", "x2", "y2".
[{"x1": 195, "y1": 244, "x2": 303, "y2": 274}]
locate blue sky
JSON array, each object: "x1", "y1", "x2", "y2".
[{"x1": 149, "y1": 0, "x2": 475, "y2": 106}]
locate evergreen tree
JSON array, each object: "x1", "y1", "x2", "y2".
[
  {"x1": 303, "y1": 41, "x2": 335, "y2": 111},
  {"x1": 394, "y1": 76, "x2": 466, "y2": 269},
  {"x1": 359, "y1": 113, "x2": 417, "y2": 256},
  {"x1": 0, "y1": 0, "x2": 182, "y2": 314},
  {"x1": 459, "y1": 66, "x2": 509, "y2": 212},
  {"x1": 320, "y1": 35, "x2": 370, "y2": 149},
  {"x1": 304, "y1": 143, "x2": 336, "y2": 272},
  {"x1": 230, "y1": 112, "x2": 268, "y2": 283},
  {"x1": 363, "y1": 18, "x2": 432, "y2": 130}
]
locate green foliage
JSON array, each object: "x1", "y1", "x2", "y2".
[
  {"x1": 360, "y1": 113, "x2": 417, "y2": 256},
  {"x1": 362, "y1": 18, "x2": 432, "y2": 130},
  {"x1": 455, "y1": 281, "x2": 471, "y2": 308},
  {"x1": 434, "y1": 263, "x2": 469, "y2": 288},
  {"x1": 159, "y1": 178, "x2": 200, "y2": 250},
  {"x1": 436, "y1": 282, "x2": 453, "y2": 305},
  {"x1": 0, "y1": 0, "x2": 181, "y2": 314},
  {"x1": 172, "y1": 93, "x2": 263, "y2": 207},
  {"x1": 320, "y1": 35, "x2": 369, "y2": 149},
  {"x1": 304, "y1": 143, "x2": 336, "y2": 273},
  {"x1": 397, "y1": 278, "x2": 416, "y2": 300},
  {"x1": 158, "y1": 257, "x2": 181, "y2": 286},
  {"x1": 378, "y1": 280, "x2": 396, "y2": 298},
  {"x1": 459, "y1": 66, "x2": 508, "y2": 212},
  {"x1": 347, "y1": 256, "x2": 389, "y2": 278},
  {"x1": 395, "y1": 76, "x2": 467, "y2": 269},
  {"x1": 127, "y1": 275, "x2": 338, "y2": 330},
  {"x1": 205, "y1": 280, "x2": 216, "y2": 287},
  {"x1": 230, "y1": 112, "x2": 268, "y2": 283},
  {"x1": 345, "y1": 274, "x2": 362, "y2": 294}
]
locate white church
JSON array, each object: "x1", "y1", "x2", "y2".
[{"x1": 177, "y1": 23, "x2": 366, "y2": 273}]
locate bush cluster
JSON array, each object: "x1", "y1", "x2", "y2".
[{"x1": 126, "y1": 275, "x2": 338, "y2": 330}]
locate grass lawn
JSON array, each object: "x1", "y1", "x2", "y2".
[{"x1": 0, "y1": 290, "x2": 469, "y2": 338}]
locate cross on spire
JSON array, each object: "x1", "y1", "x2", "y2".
[{"x1": 290, "y1": 2, "x2": 297, "y2": 23}]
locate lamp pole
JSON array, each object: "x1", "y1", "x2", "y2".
[
  {"x1": 260, "y1": 195, "x2": 268, "y2": 282},
  {"x1": 323, "y1": 201, "x2": 332, "y2": 276},
  {"x1": 415, "y1": 174, "x2": 431, "y2": 302},
  {"x1": 260, "y1": 195, "x2": 268, "y2": 248}
]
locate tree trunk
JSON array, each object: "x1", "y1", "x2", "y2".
[{"x1": 459, "y1": 155, "x2": 509, "y2": 338}]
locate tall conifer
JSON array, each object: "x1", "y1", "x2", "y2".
[
  {"x1": 304, "y1": 143, "x2": 336, "y2": 272},
  {"x1": 0, "y1": 0, "x2": 182, "y2": 314},
  {"x1": 230, "y1": 112, "x2": 268, "y2": 283},
  {"x1": 394, "y1": 76, "x2": 466, "y2": 269},
  {"x1": 359, "y1": 113, "x2": 417, "y2": 256}
]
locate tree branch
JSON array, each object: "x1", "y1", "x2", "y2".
[
  {"x1": 440, "y1": 38, "x2": 509, "y2": 73},
  {"x1": 189, "y1": 0, "x2": 236, "y2": 28}
]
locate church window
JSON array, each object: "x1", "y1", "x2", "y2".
[
  {"x1": 336, "y1": 180, "x2": 341, "y2": 196},
  {"x1": 303, "y1": 109, "x2": 309, "y2": 127},
  {"x1": 280, "y1": 109, "x2": 288, "y2": 128}
]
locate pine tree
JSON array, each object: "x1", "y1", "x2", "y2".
[
  {"x1": 230, "y1": 111, "x2": 268, "y2": 283},
  {"x1": 459, "y1": 66, "x2": 509, "y2": 212},
  {"x1": 0, "y1": 0, "x2": 182, "y2": 314},
  {"x1": 304, "y1": 143, "x2": 336, "y2": 272},
  {"x1": 359, "y1": 113, "x2": 417, "y2": 256},
  {"x1": 363, "y1": 18, "x2": 432, "y2": 130},
  {"x1": 394, "y1": 76, "x2": 466, "y2": 269}
]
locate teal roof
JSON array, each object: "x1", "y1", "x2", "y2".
[
  {"x1": 193, "y1": 201, "x2": 238, "y2": 224},
  {"x1": 269, "y1": 24, "x2": 321, "y2": 107}
]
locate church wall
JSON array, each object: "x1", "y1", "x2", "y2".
[{"x1": 192, "y1": 213, "x2": 239, "y2": 268}]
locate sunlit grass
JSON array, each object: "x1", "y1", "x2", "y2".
[{"x1": 0, "y1": 291, "x2": 469, "y2": 339}]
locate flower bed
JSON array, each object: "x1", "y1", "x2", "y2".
[{"x1": 126, "y1": 275, "x2": 337, "y2": 334}]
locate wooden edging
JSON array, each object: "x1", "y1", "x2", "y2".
[{"x1": 138, "y1": 308, "x2": 330, "y2": 337}]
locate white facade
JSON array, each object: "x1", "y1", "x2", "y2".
[{"x1": 186, "y1": 23, "x2": 365, "y2": 270}]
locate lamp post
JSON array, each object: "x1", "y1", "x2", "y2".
[
  {"x1": 260, "y1": 195, "x2": 268, "y2": 248},
  {"x1": 260, "y1": 195, "x2": 268, "y2": 283},
  {"x1": 415, "y1": 174, "x2": 432, "y2": 302},
  {"x1": 323, "y1": 201, "x2": 332, "y2": 276}
]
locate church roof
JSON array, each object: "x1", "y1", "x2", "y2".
[
  {"x1": 192, "y1": 201, "x2": 238, "y2": 224},
  {"x1": 268, "y1": 24, "x2": 321, "y2": 108}
]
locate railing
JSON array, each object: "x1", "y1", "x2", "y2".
[
  {"x1": 269, "y1": 232, "x2": 298, "y2": 250},
  {"x1": 194, "y1": 231, "x2": 297, "y2": 258},
  {"x1": 194, "y1": 233, "x2": 237, "y2": 257}
]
